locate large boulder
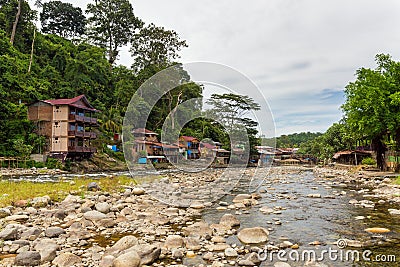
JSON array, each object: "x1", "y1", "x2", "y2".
[
  {"x1": 129, "y1": 244, "x2": 161, "y2": 265},
  {"x1": 107, "y1": 236, "x2": 138, "y2": 255},
  {"x1": 34, "y1": 238, "x2": 59, "y2": 262},
  {"x1": 15, "y1": 251, "x2": 41, "y2": 266},
  {"x1": 164, "y1": 235, "x2": 184, "y2": 249},
  {"x1": 0, "y1": 227, "x2": 18, "y2": 240},
  {"x1": 237, "y1": 227, "x2": 269, "y2": 244},
  {"x1": 113, "y1": 251, "x2": 140, "y2": 267},
  {"x1": 45, "y1": 227, "x2": 66, "y2": 238},
  {"x1": 52, "y1": 252, "x2": 82, "y2": 267}
]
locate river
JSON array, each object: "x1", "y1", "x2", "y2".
[{"x1": 202, "y1": 167, "x2": 400, "y2": 266}]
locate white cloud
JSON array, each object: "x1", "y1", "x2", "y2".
[{"x1": 34, "y1": 0, "x2": 400, "y2": 136}]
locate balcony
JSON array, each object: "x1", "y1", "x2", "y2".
[
  {"x1": 68, "y1": 131, "x2": 97, "y2": 139},
  {"x1": 68, "y1": 146, "x2": 97, "y2": 153},
  {"x1": 69, "y1": 114, "x2": 98, "y2": 125}
]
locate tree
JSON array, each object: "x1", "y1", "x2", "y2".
[
  {"x1": 40, "y1": 0, "x2": 86, "y2": 39},
  {"x1": 1, "y1": 0, "x2": 37, "y2": 51},
  {"x1": 206, "y1": 93, "x2": 261, "y2": 156},
  {"x1": 130, "y1": 23, "x2": 188, "y2": 72},
  {"x1": 342, "y1": 54, "x2": 400, "y2": 170},
  {"x1": 9, "y1": 0, "x2": 21, "y2": 45},
  {"x1": 86, "y1": 0, "x2": 143, "y2": 65}
]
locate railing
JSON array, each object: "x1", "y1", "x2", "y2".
[
  {"x1": 68, "y1": 114, "x2": 98, "y2": 125},
  {"x1": 68, "y1": 146, "x2": 97, "y2": 153},
  {"x1": 68, "y1": 131, "x2": 96, "y2": 138}
]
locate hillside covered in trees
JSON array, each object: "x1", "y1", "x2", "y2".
[{"x1": 0, "y1": 0, "x2": 261, "y2": 159}]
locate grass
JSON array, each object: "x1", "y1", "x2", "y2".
[
  {"x1": 394, "y1": 176, "x2": 400, "y2": 186},
  {"x1": 0, "y1": 175, "x2": 136, "y2": 208}
]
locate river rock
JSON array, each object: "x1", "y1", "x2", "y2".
[
  {"x1": 96, "y1": 202, "x2": 111, "y2": 213},
  {"x1": 130, "y1": 244, "x2": 161, "y2": 265},
  {"x1": 87, "y1": 182, "x2": 101, "y2": 191},
  {"x1": 220, "y1": 214, "x2": 240, "y2": 227},
  {"x1": 260, "y1": 206, "x2": 274, "y2": 214},
  {"x1": 45, "y1": 227, "x2": 66, "y2": 238},
  {"x1": 233, "y1": 194, "x2": 252, "y2": 203},
  {"x1": 237, "y1": 227, "x2": 269, "y2": 244},
  {"x1": 131, "y1": 188, "x2": 145, "y2": 195},
  {"x1": 34, "y1": 238, "x2": 59, "y2": 262},
  {"x1": 274, "y1": 262, "x2": 291, "y2": 267},
  {"x1": 31, "y1": 195, "x2": 51, "y2": 208},
  {"x1": 15, "y1": 251, "x2": 41, "y2": 266},
  {"x1": 238, "y1": 259, "x2": 256, "y2": 266},
  {"x1": 4, "y1": 214, "x2": 29, "y2": 222},
  {"x1": 20, "y1": 227, "x2": 42, "y2": 240},
  {"x1": 99, "y1": 255, "x2": 115, "y2": 267},
  {"x1": 182, "y1": 221, "x2": 212, "y2": 237},
  {"x1": 83, "y1": 210, "x2": 107, "y2": 221},
  {"x1": 53, "y1": 252, "x2": 82, "y2": 267},
  {"x1": 164, "y1": 235, "x2": 184, "y2": 249},
  {"x1": 0, "y1": 208, "x2": 11, "y2": 218},
  {"x1": 224, "y1": 247, "x2": 238, "y2": 257},
  {"x1": 307, "y1": 194, "x2": 321, "y2": 198},
  {"x1": 365, "y1": 227, "x2": 390, "y2": 234},
  {"x1": 108, "y1": 236, "x2": 138, "y2": 254},
  {"x1": 0, "y1": 227, "x2": 18, "y2": 240},
  {"x1": 185, "y1": 236, "x2": 201, "y2": 250},
  {"x1": 388, "y1": 208, "x2": 400, "y2": 215},
  {"x1": 113, "y1": 250, "x2": 140, "y2": 267}
]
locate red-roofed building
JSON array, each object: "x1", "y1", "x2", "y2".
[
  {"x1": 179, "y1": 136, "x2": 200, "y2": 159},
  {"x1": 28, "y1": 95, "x2": 99, "y2": 160}
]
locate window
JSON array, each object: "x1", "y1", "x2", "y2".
[{"x1": 56, "y1": 106, "x2": 60, "y2": 109}]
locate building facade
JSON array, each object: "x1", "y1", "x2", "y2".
[{"x1": 28, "y1": 95, "x2": 98, "y2": 160}]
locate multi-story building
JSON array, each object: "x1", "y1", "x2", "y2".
[
  {"x1": 28, "y1": 95, "x2": 98, "y2": 160},
  {"x1": 179, "y1": 136, "x2": 200, "y2": 159}
]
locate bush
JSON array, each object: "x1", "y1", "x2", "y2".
[
  {"x1": 46, "y1": 158, "x2": 63, "y2": 169},
  {"x1": 362, "y1": 157, "x2": 376, "y2": 166}
]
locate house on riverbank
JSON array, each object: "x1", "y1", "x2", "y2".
[{"x1": 28, "y1": 95, "x2": 99, "y2": 161}]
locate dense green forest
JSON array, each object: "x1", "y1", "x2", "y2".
[{"x1": 0, "y1": 0, "x2": 260, "y2": 158}]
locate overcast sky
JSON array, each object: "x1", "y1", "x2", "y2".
[{"x1": 36, "y1": 0, "x2": 400, "y2": 136}]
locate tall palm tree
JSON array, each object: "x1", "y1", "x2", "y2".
[{"x1": 100, "y1": 107, "x2": 122, "y2": 135}]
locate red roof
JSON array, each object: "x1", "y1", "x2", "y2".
[
  {"x1": 200, "y1": 143, "x2": 216, "y2": 149},
  {"x1": 180, "y1": 136, "x2": 199, "y2": 142},
  {"x1": 42, "y1": 95, "x2": 98, "y2": 112},
  {"x1": 132, "y1": 128, "x2": 158, "y2": 135}
]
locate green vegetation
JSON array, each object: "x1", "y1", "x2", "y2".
[
  {"x1": 264, "y1": 132, "x2": 322, "y2": 148},
  {"x1": 0, "y1": 175, "x2": 135, "y2": 207},
  {"x1": 298, "y1": 122, "x2": 356, "y2": 159},
  {"x1": 361, "y1": 157, "x2": 376, "y2": 166},
  {"x1": 0, "y1": 0, "x2": 204, "y2": 159}
]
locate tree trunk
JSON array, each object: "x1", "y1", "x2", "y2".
[
  {"x1": 371, "y1": 136, "x2": 386, "y2": 171},
  {"x1": 28, "y1": 28, "x2": 36, "y2": 73},
  {"x1": 10, "y1": 0, "x2": 22, "y2": 45}
]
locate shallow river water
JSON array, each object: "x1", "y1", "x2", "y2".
[{"x1": 202, "y1": 168, "x2": 400, "y2": 267}]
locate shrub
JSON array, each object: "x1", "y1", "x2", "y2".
[{"x1": 362, "y1": 157, "x2": 376, "y2": 166}]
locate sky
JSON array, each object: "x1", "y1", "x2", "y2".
[{"x1": 32, "y1": 0, "x2": 400, "y2": 136}]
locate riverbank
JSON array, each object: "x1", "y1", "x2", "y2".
[
  {"x1": 0, "y1": 166, "x2": 399, "y2": 267},
  {"x1": 314, "y1": 166, "x2": 400, "y2": 203}
]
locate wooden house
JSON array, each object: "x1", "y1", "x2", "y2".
[
  {"x1": 28, "y1": 95, "x2": 99, "y2": 160},
  {"x1": 179, "y1": 136, "x2": 200, "y2": 159}
]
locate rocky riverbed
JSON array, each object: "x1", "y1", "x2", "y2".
[{"x1": 0, "y1": 166, "x2": 399, "y2": 267}]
